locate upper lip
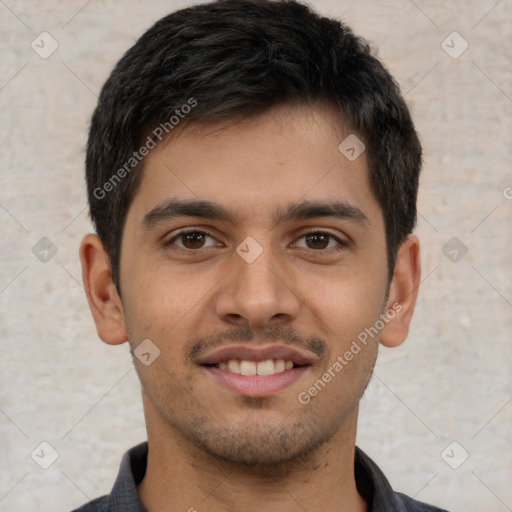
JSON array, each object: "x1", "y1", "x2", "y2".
[{"x1": 196, "y1": 344, "x2": 315, "y2": 366}]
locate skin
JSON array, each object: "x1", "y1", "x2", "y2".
[{"x1": 80, "y1": 104, "x2": 420, "y2": 512}]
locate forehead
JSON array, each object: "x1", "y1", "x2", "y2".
[{"x1": 125, "y1": 104, "x2": 383, "y2": 231}]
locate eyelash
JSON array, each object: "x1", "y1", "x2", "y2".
[{"x1": 163, "y1": 229, "x2": 348, "y2": 253}]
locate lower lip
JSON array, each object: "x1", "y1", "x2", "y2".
[{"x1": 202, "y1": 366, "x2": 310, "y2": 397}]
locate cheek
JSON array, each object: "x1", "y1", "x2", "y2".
[
  {"x1": 304, "y1": 264, "x2": 387, "y2": 342},
  {"x1": 120, "y1": 261, "x2": 217, "y2": 353}
]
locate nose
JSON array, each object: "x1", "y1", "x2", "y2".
[{"x1": 213, "y1": 244, "x2": 302, "y2": 330}]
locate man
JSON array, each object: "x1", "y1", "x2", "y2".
[{"x1": 75, "y1": 0, "x2": 449, "y2": 510}]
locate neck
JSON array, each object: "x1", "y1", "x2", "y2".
[{"x1": 137, "y1": 398, "x2": 367, "y2": 512}]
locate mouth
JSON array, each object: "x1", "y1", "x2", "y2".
[
  {"x1": 198, "y1": 345, "x2": 314, "y2": 397},
  {"x1": 203, "y1": 358, "x2": 301, "y2": 375}
]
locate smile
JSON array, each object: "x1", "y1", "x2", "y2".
[
  {"x1": 208, "y1": 358, "x2": 296, "y2": 376},
  {"x1": 201, "y1": 361, "x2": 311, "y2": 397}
]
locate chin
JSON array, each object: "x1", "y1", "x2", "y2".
[{"x1": 184, "y1": 416, "x2": 338, "y2": 470}]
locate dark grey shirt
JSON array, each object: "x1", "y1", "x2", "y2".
[{"x1": 72, "y1": 442, "x2": 449, "y2": 511}]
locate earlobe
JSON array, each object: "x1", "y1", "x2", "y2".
[
  {"x1": 79, "y1": 234, "x2": 128, "y2": 345},
  {"x1": 379, "y1": 234, "x2": 421, "y2": 348}
]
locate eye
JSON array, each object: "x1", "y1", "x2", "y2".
[
  {"x1": 165, "y1": 229, "x2": 219, "y2": 250},
  {"x1": 164, "y1": 229, "x2": 346, "y2": 253},
  {"x1": 293, "y1": 231, "x2": 346, "y2": 251}
]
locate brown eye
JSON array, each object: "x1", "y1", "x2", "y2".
[
  {"x1": 293, "y1": 231, "x2": 345, "y2": 251},
  {"x1": 166, "y1": 230, "x2": 218, "y2": 250},
  {"x1": 305, "y1": 233, "x2": 330, "y2": 249},
  {"x1": 181, "y1": 232, "x2": 208, "y2": 249}
]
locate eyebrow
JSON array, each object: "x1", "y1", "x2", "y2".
[{"x1": 141, "y1": 197, "x2": 369, "y2": 231}]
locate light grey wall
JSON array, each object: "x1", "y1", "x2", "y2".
[{"x1": 1, "y1": 1, "x2": 511, "y2": 511}]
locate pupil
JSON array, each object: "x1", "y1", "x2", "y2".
[
  {"x1": 306, "y1": 233, "x2": 328, "y2": 249},
  {"x1": 183, "y1": 232, "x2": 205, "y2": 249}
]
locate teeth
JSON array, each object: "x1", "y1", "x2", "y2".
[
  {"x1": 228, "y1": 359, "x2": 240, "y2": 373},
  {"x1": 256, "y1": 360, "x2": 274, "y2": 376},
  {"x1": 240, "y1": 360, "x2": 257, "y2": 375},
  {"x1": 274, "y1": 359, "x2": 285, "y2": 372},
  {"x1": 218, "y1": 359, "x2": 295, "y2": 375}
]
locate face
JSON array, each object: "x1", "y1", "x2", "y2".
[{"x1": 116, "y1": 104, "x2": 392, "y2": 466}]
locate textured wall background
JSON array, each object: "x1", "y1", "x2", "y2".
[{"x1": 1, "y1": 1, "x2": 511, "y2": 511}]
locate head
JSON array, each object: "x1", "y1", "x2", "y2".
[{"x1": 81, "y1": 0, "x2": 421, "y2": 467}]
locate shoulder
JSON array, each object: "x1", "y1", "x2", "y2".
[
  {"x1": 396, "y1": 491, "x2": 451, "y2": 512},
  {"x1": 70, "y1": 495, "x2": 109, "y2": 512},
  {"x1": 354, "y1": 446, "x2": 450, "y2": 512},
  {"x1": 68, "y1": 441, "x2": 148, "y2": 512}
]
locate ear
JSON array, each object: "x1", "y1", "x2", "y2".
[
  {"x1": 379, "y1": 234, "x2": 421, "y2": 348},
  {"x1": 79, "y1": 233, "x2": 128, "y2": 345}
]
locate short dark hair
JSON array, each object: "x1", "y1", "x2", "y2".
[{"x1": 86, "y1": 0, "x2": 421, "y2": 292}]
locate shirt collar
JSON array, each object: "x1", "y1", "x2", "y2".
[
  {"x1": 355, "y1": 446, "x2": 409, "y2": 511},
  {"x1": 107, "y1": 442, "x2": 410, "y2": 511},
  {"x1": 108, "y1": 441, "x2": 147, "y2": 511}
]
